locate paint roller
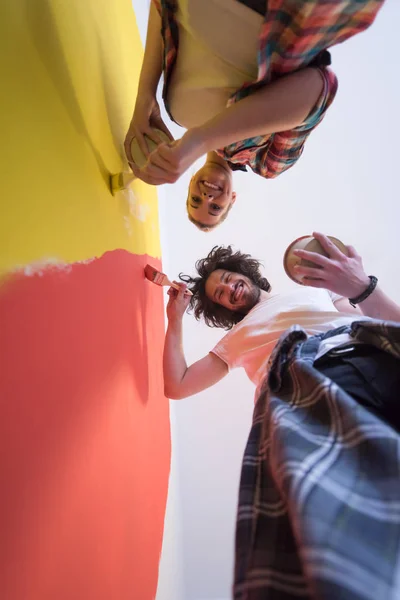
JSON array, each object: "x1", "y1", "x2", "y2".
[{"x1": 110, "y1": 128, "x2": 171, "y2": 194}]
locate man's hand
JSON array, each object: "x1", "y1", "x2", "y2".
[
  {"x1": 292, "y1": 232, "x2": 370, "y2": 299},
  {"x1": 166, "y1": 282, "x2": 192, "y2": 323}
]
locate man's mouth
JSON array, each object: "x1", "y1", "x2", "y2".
[
  {"x1": 231, "y1": 281, "x2": 244, "y2": 304},
  {"x1": 202, "y1": 180, "x2": 222, "y2": 191}
]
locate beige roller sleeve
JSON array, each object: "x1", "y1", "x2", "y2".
[
  {"x1": 283, "y1": 235, "x2": 348, "y2": 284},
  {"x1": 110, "y1": 128, "x2": 171, "y2": 194}
]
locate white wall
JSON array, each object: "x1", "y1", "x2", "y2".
[
  {"x1": 134, "y1": 2, "x2": 400, "y2": 600},
  {"x1": 131, "y1": 3, "x2": 185, "y2": 600}
]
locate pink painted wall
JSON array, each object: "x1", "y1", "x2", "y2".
[{"x1": 0, "y1": 251, "x2": 170, "y2": 599}]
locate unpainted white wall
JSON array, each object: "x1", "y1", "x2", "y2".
[
  {"x1": 132, "y1": 3, "x2": 185, "y2": 600},
  {"x1": 134, "y1": 2, "x2": 399, "y2": 599}
]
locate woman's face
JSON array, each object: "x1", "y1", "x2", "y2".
[{"x1": 187, "y1": 162, "x2": 236, "y2": 228}]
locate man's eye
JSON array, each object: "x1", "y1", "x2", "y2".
[
  {"x1": 211, "y1": 204, "x2": 221, "y2": 211},
  {"x1": 191, "y1": 196, "x2": 200, "y2": 203}
]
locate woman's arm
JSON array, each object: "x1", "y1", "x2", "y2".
[
  {"x1": 140, "y1": 68, "x2": 324, "y2": 184},
  {"x1": 125, "y1": 2, "x2": 172, "y2": 162},
  {"x1": 137, "y1": 1, "x2": 164, "y2": 99},
  {"x1": 191, "y1": 67, "x2": 324, "y2": 154}
]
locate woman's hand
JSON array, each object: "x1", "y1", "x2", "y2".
[
  {"x1": 124, "y1": 93, "x2": 173, "y2": 170},
  {"x1": 166, "y1": 282, "x2": 192, "y2": 324},
  {"x1": 293, "y1": 232, "x2": 370, "y2": 299},
  {"x1": 136, "y1": 128, "x2": 205, "y2": 186}
]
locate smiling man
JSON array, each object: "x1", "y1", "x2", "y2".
[
  {"x1": 207, "y1": 268, "x2": 261, "y2": 308},
  {"x1": 186, "y1": 153, "x2": 237, "y2": 231},
  {"x1": 163, "y1": 233, "x2": 400, "y2": 599}
]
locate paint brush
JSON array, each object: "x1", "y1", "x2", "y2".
[
  {"x1": 110, "y1": 172, "x2": 136, "y2": 195},
  {"x1": 144, "y1": 265, "x2": 193, "y2": 296}
]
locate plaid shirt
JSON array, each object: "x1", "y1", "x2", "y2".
[
  {"x1": 235, "y1": 319, "x2": 400, "y2": 599},
  {"x1": 153, "y1": 0, "x2": 383, "y2": 178}
]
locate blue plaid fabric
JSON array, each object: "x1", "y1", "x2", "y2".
[{"x1": 235, "y1": 320, "x2": 400, "y2": 599}]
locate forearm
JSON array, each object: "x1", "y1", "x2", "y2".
[
  {"x1": 359, "y1": 286, "x2": 400, "y2": 322},
  {"x1": 191, "y1": 68, "x2": 324, "y2": 154},
  {"x1": 163, "y1": 320, "x2": 188, "y2": 395},
  {"x1": 137, "y1": 2, "x2": 163, "y2": 98}
]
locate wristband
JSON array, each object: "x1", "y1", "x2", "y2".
[{"x1": 348, "y1": 276, "x2": 378, "y2": 307}]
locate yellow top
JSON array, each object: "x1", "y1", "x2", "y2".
[{"x1": 168, "y1": 0, "x2": 262, "y2": 128}]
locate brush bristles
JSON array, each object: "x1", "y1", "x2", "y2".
[
  {"x1": 144, "y1": 264, "x2": 167, "y2": 286},
  {"x1": 153, "y1": 271, "x2": 166, "y2": 285}
]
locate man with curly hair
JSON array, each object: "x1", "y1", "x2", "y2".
[{"x1": 163, "y1": 232, "x2": 400, "y2": 599}]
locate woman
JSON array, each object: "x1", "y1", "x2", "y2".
[{"x1": 125, "y1": 0, "x2": 384, "y2": 229}]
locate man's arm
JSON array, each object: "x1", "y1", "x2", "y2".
[
  {"x1": 333, "y1": 298, "x2": 362, "y2": 316},
  {"x1": 334, "y1": 293, "x2": 400, "y2": 321},
  {"x1": 356, "y1": 287, "x2": 400, "y2": 321},
  {"x1": 294, "y1": 232, "x2": 400, "y2": 323},
  {"x1": 163, "y1": 285, "x2": 228, "y2": 400}
]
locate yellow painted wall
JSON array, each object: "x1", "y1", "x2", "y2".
[{"x1": 0, "y1": 0, "x2": 160, "y2": 273}]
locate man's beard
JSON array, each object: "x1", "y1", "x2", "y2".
[{"x1": 240, "y1": 283, "x2": 261, "y2": 314}]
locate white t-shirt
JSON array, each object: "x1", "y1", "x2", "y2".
[
  {"x1": 211, "y1": 287, "x2": 371, "y2": 397},
  {"x1": 167, "y1": 0, "x2": 262, "y2": 128}
]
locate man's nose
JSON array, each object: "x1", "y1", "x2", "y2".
[
  {"x1": 224, "y1": 281, "x2": 235, "y2": 294},
  {"x1": 202, "y1": 190, "x2": 214, "y2": 199}
]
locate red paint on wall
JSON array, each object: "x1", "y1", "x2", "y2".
[{"x1": 0, "y1": 250, "x2": 170, "y2": 600}]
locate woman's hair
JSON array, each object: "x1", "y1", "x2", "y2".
[
  {"x1": 186, "y1": 198, "x2": 233, "y2": 231},
  {"x1": 180, "y1": 246, "x2": 271, "y2": 330}
]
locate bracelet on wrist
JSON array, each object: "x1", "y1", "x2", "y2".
[{"x1": 348, "y1": 276, "x2": 378, "y2": 307}]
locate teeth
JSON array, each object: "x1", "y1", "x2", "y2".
[
  {"x1": 234, "y1": 283, "x2": 242, "y2": 302},
  {"x1": 203, "y1": 180, "x2": 220, "y2": 190}
]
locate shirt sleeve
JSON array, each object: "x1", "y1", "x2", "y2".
[
  {"x1": 327, "y1": 290, "x2": 344, "y2": 304},
  {"x1": 251, "y1": 67, "x2": 339, "y2": 179},
  {"x1": 210, "y1": 330, "x2": 239, "y2": 371},
  {"x1": 296, "y1": 68, "x2": 338, "y2": 132}
]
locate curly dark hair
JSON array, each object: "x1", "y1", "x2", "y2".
[{"x1": 180, "y1": 246, "x2": 272, "y2": 330}]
